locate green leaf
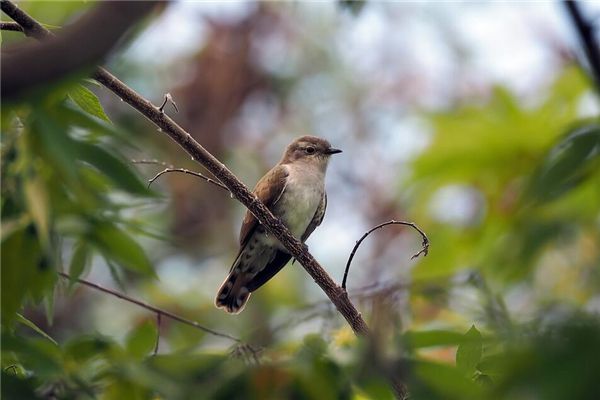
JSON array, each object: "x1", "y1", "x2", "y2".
[
  {"x1": 64, "y1": 335, "x2": 116, "y2": 363},
  {"x1": 68, "y1": 84, "x2": 111, "y2": 122},
  {"x1": 1, "y1": 226, "x2": 51, "y2": 326},
  {"x1": 72, "y1": 140, "x2": 152, "y2": 196},
  {"x1": 16, "y1": 313, "x2": 58, "y2": 345},
  {"x1": 126, "y1": 320, "x2": 158, "y2": 359},
  {"x1": 526, "y1": 123, "x2": 600, "y2": 203},
  {"x1": 94, "y1": 223, "x2": 155, "y2": 277},
  {"x1": 403, "y1": 330, "x2": 465, "y2": 349},
  {"x1": 412, "y1": 360, "x2": 483, "y2": 399},
  {"x1": 69, "y1": 241, "x2": 90, "y2": 282},
  {"x1": 23, "y1": 175, "x2": 50, "y2": 248},
  {"x1": 1, "y1": 372, "x2": 38, "y2": 399},
  {"x1": 456, "y1": 325, "x2": 483, "y2": 375}
]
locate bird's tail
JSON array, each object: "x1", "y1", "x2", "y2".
[{"x1": 215, "y1": 269, "x2": 251, "y2": 314}]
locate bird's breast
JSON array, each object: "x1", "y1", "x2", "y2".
[{"x1": 273, "y1": 166, "x2": 324, "y2": 240}]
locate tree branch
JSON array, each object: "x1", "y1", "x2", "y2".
[
  {"x1": 342, "y1": 220, "x2": 429, "y2": 290},
  {"x1": 58, "y1": 271, "x2": 240, "y2": 343},
  {"x1": 0, "y1": 21, "x2": 22, "y2": 32},
  {"x1": 564, "y1": 1, "x2": 600, "y2": 95},
  {"x1": 5, "y1": 4, "x2": 409, "y2": 397}
]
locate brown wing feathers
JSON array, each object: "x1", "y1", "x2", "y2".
[{"x1": 239, "y1": 165, "x2": 288, "y2": 246}]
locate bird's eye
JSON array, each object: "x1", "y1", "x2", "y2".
[{"x1": 306, "y1": 146, "x2": 316, "y2": 154}]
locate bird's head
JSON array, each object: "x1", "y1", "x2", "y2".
[{"x1": 281, "y1": 136, "x2": 342, "y2": 169}]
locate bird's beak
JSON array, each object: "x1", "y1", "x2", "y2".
[{"x1": 325, "y1": 147, "x2": 342, "y2": 155}]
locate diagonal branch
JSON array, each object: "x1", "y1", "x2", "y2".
[
  {"x1": 0, "y1": 21, "x2": 22, "y2": 32},
  {"x1": 4, "y1": 4, "x2": 410, "y2": 397}
]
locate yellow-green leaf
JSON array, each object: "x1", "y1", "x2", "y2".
[{"x1": 69, "y1": 84, "x2": 111, "y2": 123}]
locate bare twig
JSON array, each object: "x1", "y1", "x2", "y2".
[
  {"x1": 6, "y1": 5, "x2": 410, "y2": 396},
  {"x1": 342, "y1": 220, "x2": 429, "y2": 290},
  {"x1": 153, "y1": 313, "x2": 161, "y2": 356},
  {"x1": 230, "y1": 343, "x2": 262, "y2": 365},
  {"x1": 148, "y1": 168, "x2": 229, "y2": 191},
  {"x1": 0, "y1": 21, "x2": 22, "y2": 32},
  {"x1": 132, "y1": 159, "x2": 229, "y2": 191},
  {"x1": 57, "y1": 272, "x2": 240, "y2": 343},
  {"x1": 131, "y1": 159, "x2": 172, "y2": 167}
]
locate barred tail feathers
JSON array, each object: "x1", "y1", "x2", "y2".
[{"x1": 215, "y1": 268, "x2": 251, "y2": 314}]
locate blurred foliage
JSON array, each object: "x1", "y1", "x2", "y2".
[
  {"x1": 1, "y1": 78, "x2": 155, "y2": 328},
  {"x1": 2, "y1": 2, "x2": 600, "y2": 400}
]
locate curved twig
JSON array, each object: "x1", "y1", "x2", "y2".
[
  {"x1": 342, "y1": 220, "x2": 429, "y2": 290},
  {"x1": 148, "y1": 167, "x2": 229, "y2": 191},
  {"x1": 132, "y1": 159, "x2": 229, "y2": 191},
  {"x1": 58, "y1": 272, "x2": 240, "y2": 343}
]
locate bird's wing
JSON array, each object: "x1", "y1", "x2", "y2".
[
  {"x1": 245, "y1": 250, "x2": 292, "y2": 292},
  {"x1": 301, "y1": 192, "x2": 327, "y2": 242},
  {"x1": 239, "y1": 165, "x2": 289, "y2": 246},
  {"x1": 247, "y1": 192, "x2": 327, "y2": 292}
]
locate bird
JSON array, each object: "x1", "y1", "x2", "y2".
[{"x1": 215, "y1": 135, "x2": 342, "y2": 314}]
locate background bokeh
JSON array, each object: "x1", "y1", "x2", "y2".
[{"x1": 2, "y1": 1, "x2": 599, "y2": 399}]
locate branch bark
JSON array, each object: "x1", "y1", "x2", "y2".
[
  {"x1": 3, "y1": 3, "x2": 408, "y2": 397},
  {"x1": 564, "y1": 1, "x2": 600, "y2": 95}
]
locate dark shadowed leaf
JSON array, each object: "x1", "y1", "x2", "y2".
[{"x1": 526, "y1": 123, "x2": 600, "y2": 203}]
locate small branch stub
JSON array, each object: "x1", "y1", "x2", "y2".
[
  {"x1": 342, "y1": 220, "x2": 429, "y2": 290},
  {"x1": 158, "y1": 92, "x2": 179, "y2": 113}
]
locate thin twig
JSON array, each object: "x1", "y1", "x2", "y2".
[
  {"x1": 58, "y1": 272, "x2": 240, "y2": 343},
  {"x1": 148, "y1": 168, "x2": 229, "y2": 191},
  {"x1": 230, "y1": 343, "x2": 262, "y2": 365},
  {"x1": 342, "y1": 220, "x2": 429, "y2": 290},
  {"x1": 131, "y1": 159, "x2": 172, "y2": 167},
  {"x1": 0, "y1": 21, "x2": 22, "y2": 32},
  {"x1": 132, "y1": 159, "x2": 229, "y2": 191}
]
